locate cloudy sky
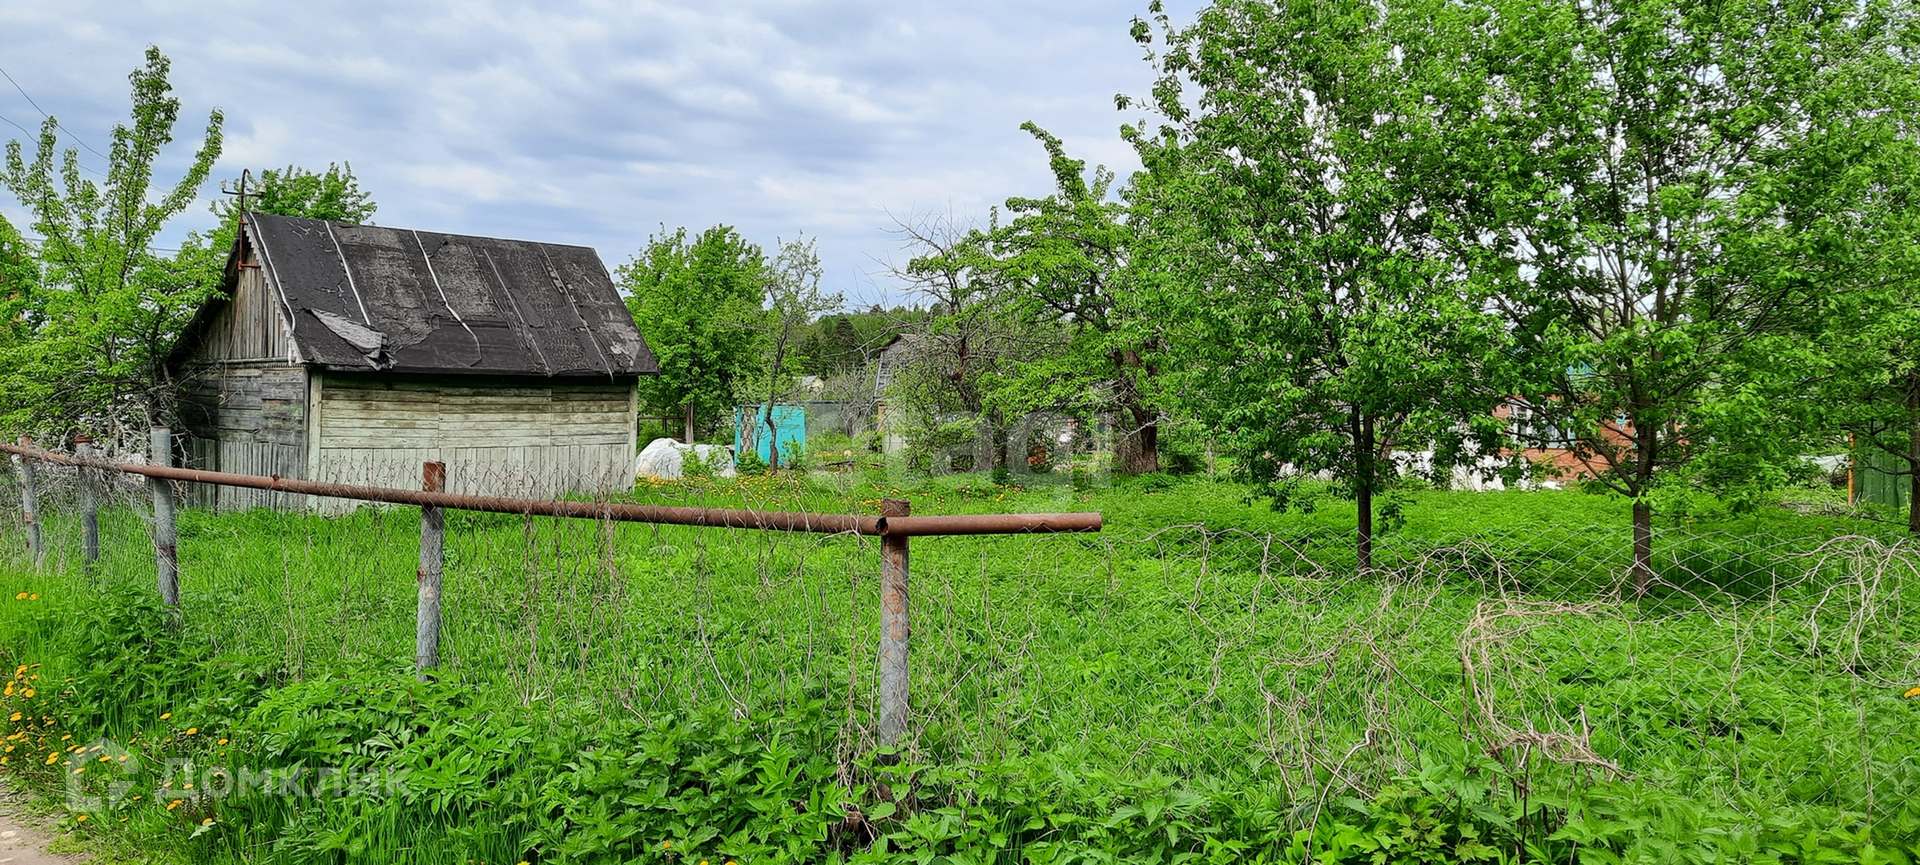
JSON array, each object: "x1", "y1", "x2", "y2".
[{"x1": 0, "y1": 0, "x2": 1196, "y2": 304}]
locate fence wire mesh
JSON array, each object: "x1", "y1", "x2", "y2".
[{"x1": 1, "y1": 460, "x2": 1916, "y2": 841}]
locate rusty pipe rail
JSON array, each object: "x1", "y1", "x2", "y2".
[{"x1": 0, "y1": 442, "x2": 1100, "y2": 537}]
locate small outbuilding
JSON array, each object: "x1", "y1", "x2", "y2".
[{"x1": 171, "y1": 212, "x2": 656, "y2": 509}]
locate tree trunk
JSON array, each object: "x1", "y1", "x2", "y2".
[
  {"x1": 1909, "y1": 403, "x2": 1919, "y2": 536},
  {"x1": 1355, "y1": 412, "x2": 1374, "y2": 575},
  {"x1": 1116, "y1": 402, "x2": 1160, "y2": 475},
  {"x1": 766, "y1": 410, "x2": 781, "y2": 470},
  {"x1": 1632, "y1": 499, "x2": 1654, "y2": 596},
  {"x1": 987, "y1": 411, "x2": 1010, "y2": 473},
  {"x1": 684, "y1": 402, "x2": 696, "y2": 444},
  {"x1": 1112, "y1": 352, "x2": 1160, "y2": 475}
]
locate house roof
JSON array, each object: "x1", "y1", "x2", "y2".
[
  {"x1": 872, "y1": 332, "x2": 926, "y2": 399},
  {"x1": 202, "y1": 212, "x2": 656, "y2": 378}
]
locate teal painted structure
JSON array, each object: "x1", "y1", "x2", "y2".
[{"x1": 735, "y1": 405, "x2": 807, "y2": 463}]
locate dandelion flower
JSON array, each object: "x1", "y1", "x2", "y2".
[
  {"x1": 8, "y1": 712, "x2": 19, "y2": 722},
  {"x1": 160, "y1": 713, "x2": 171, "y2": 720},
  {"x1": 12, "y1": 593, "x2": 24, "y2": 600},
  {"x1": 663, "y1": 841, "x2": 672, "y2": 849},
  {"x1": 1906, "y1": 686, "x2": 1920, "y2": 698},
  {"x1": 201, "y1": 818, "x2": 213, "y2": 826},
  {"x1": 218, "y1": 738, "x2": 228, "y2": 745},
  {"x1": 75, "y1": 814, "x2": 87, "y2": 822},
  {"x1": 27, "y1": 594, "x2": 36, "y2": 600},
  {"x1": 166, "y1": 801, "x2": 180, "y2": 811},
  {"x1": 184, "y1": 728, "x2": 197, "y2": 735}
]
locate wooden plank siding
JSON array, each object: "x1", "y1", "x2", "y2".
[
  {"x1": 176, "y1": 258, "x2": 312, "y2": 510},
  {"x1": 310, "y1": 375, "x2": 636, "y2": 502}
]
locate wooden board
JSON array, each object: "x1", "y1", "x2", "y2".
[{"x1": 311, "y1": 376, "x2": 634, "y2": 502}]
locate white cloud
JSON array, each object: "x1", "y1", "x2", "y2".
[{"x1": 0, "y1": 0, "x2": 1202, "y2": 301}]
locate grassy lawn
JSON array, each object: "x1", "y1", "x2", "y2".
[{"x1": 0, "y1": 471, "x2": 1916, "y2": 863}]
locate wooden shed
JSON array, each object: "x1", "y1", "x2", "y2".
[{"x1": 171, "y1": 212, "x2": 657, "y2": 509}]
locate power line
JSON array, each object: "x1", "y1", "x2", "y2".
[
  {"x1": 0, "y1": 66, "x2": 110, "y2": 162},
  {"x1": 0, "y1": 109, "x2": 109, "y2": 179},
  {"x1": 0, "y1": 109, "x2": 35, "y2": 138}
]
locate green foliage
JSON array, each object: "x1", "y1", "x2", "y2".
[
  {"x1": 619, "y1": 225, "x2": 767, "y2": 441},
  {"x1": 213, "y1": 163, "x2": 376, "y2": 226},
  {"x1": 1452, "y1": 0, "x2": 1917, "y2": 549},
  {"x1": 177, "y1": 163, "x2": 377, "y2": 291},
  {"x1": 748, "y1": 236, "x2": 841, "y2": 470},
  {"x1": 963, "y1": 124, "x2": 1166, "y2": 474},
  {"x1": 1, "y1": 484, "x2": 1918, "y2": 861},
  {"x1": 1126, "y1": 0, "x2": 1515, "y2": 566},
  {"x1": 734, "y1": 448, "x2": 768, "y2": 475},
  {"x1": 0, "y1": 46, "x2": 223, "y2": 437}
]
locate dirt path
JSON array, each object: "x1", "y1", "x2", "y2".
[{"x1": 0, "y1": 784, "x2": 81, "y2": 865}]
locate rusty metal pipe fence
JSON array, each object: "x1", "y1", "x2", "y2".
[{"x1": 0, "y1": 429, "x2": 1101, "y2": 746}]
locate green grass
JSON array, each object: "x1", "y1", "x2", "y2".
[{"x1": 1, "y1": 471, "x2": 1917, "y2": 863}]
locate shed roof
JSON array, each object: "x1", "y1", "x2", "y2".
[{"x1": 198, "y1": 213, "x2": 656, "y2": 378}]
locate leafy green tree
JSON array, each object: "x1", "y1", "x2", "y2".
[
  {"x1": 1801, "y1": 131, "x2": 1920, "y2": 534},
  {"x1": 215, "y1": 163, "x2": 375, "y2": 225},
  {"x1": 1814, "y1": 286, "x2": 1917, "y2": 533},
  {"x1": 747, "y1": 236, "x2": 843, "y2": 469},
  {"x1": 892, "y1": 212, "x2": 1054, "y2": 474},
  {"x1": 1462, "y1": 0, "x2": 1914, "y2": 587},
  {"x1": 1125, "y1": 0, "x2": 1513, "y2": 571},
  {"x1": 0, "y1": 46, "x2": 223, "y2": 438},
  {"x1": 969, "y1": 123, "x2": 1163, "y2": 474},
  {"x1": 176, "y1": 163, "x2": 378, "y2": 308},
  {"x1": 800, "y1": 315, "x2": 862, "y2": 377},
  {"x1": 618, "y1": 225, "x2": 766, "y2": 443}
]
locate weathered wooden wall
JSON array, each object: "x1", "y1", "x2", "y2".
[
  {"x1": 177, "y1": 257, "x2": 312, "y2": 510},
  {"x1": 311, "y1": 374, "x2": 637, "y2": 501}
]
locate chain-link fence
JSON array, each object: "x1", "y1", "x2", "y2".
[{"x1": 1, "y1": 459, "x2": 1916, "y2": 841}]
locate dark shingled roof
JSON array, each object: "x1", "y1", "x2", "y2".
[{"x1": 224, "y1": 212, "x2": 656, "y2": 377}]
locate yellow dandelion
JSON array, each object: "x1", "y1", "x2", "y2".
[
  {"x1": 218, "y1": 738, "x2": 228, "y2": 745},
  {"x1": 75, "y1": 814, "x2": 87, "y2": 822},
  {"x1": 97, "y1": 755, "x2": 110, "y2": 763},
  {"x1": 184, "y1": 728, "x2": 197, "y2": 735},
  {"x1": 201, "y1": 818, "x2": 213, "y2": 826},
  {"x1": 166, "y1": 801, "x2": 180, "y2": 810},
  {"x1": 12, "y1": 592, "x2": 24, "y2": 600},
  {"x1": 1906, "y1": 686, "x2": 1920, "y2": 698},
  {"x1": 159, "y1": 712, "x2": 171, "y2": 720},
  {"x1": 663, "y1": 841, "x2": 672, "y2": 849},
  {"x1": 20, "y1": 688, "x2": 32, "y2": 698},
  {"x1": 44, "y1": 753, "x2": 57, "y2": 765},
  {"x1": 26, "y1": 593, "x2": 36, "y2": 600},
  {"x1": 8, "y1": 712, "x2": 19, "y2": 722}
]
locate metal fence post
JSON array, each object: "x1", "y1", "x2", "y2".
[
  {"x1": 14, "y1": 436, "x2": 39, "y2": 566},
  {"x1": 150, "y1": 426, "x2": 179, "y2": 607},
  {"x1": 416, "y1": 461, "x2": 447, "y2": 678},
  {"x1": 878, "y1": 498, "x2": 911, "y2": 747},
  {"x1": 76, "y1": 436, "x2": 98, "y2": 567}
]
